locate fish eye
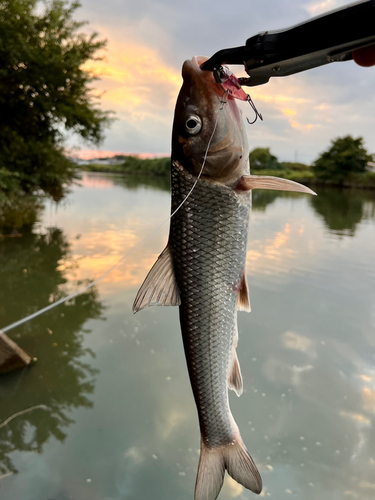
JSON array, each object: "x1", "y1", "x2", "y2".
[{"x1": 185, "y1": 115, "x2": 202, "y2": 135}]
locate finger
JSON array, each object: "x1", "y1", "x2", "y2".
[{"x1": 353, "y1": 44, "x2": 375, "y2": 67}]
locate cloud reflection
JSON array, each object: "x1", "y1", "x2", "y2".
[
  {"x1": 282, "y1": 331, "x2": 315, "y2": 356},
  {"x1": 222, "y1": 476, "x2": 244, "y2": 497},
  {"x1": 362, "y1": 388, "x2": 375, "y2": 413}
]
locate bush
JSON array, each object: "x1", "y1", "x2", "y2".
[
  {"x1": 250, "y1": 148, "x2": 281, "y2": 171},
  {"x1": 313, "y1": 136, "x2": 374, "y2": 185}
]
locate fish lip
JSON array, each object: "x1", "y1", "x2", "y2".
[
  {"x1": 186, "y1": 56, "x2": 224, "y2": 97},
  {"x1": 182, "y1": 56, "x2": 210, "y2": 80},
  {"x1": 195, "y1": 56, "x2": 209, "y2": 69}
]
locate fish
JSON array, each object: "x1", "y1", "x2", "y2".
[{"x1": 133, "y1": 56, "x2": 315, "y2": 499}]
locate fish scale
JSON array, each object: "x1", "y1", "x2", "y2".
[
  {"x1": 169, "y1": 161, "x2": 251, "y2": 449},
  {"x1": 133, "y1": 56, "x2": 315, "y2": 498}
]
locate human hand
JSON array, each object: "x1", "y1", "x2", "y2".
[{"x1": 353, "y1": 44, "x2": 375, "y2": 67}]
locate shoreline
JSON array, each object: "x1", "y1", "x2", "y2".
[{"x1": 79, "y1": 166, "x2": 375, "y2": 190}]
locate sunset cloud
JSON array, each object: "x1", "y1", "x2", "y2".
[
  {"x1": 305, "y1": 0, "x2": 348, "y2": 16},
  {"x1": 70, "y1": 0, "x2": 375, "y2": 163},
  {"x1": 283, "y1": 109, "x2": 297, "y2": 116},
  {"x1": 85, "y1": 43, "x2": 181, "y2": 110}
]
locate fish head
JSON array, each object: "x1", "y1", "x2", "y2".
[{"x1": 172, "y1": 56, "x2": 250, "y2": 185}]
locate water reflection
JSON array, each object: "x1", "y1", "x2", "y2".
[
  {"x1": 1, "y1": 174, "x2": 375, "y2": 499},
  {"x1": 251, "y1": 186, "x2": 375, "y2": 237},
  {"x1": 83, "y1": 172, "x2": 171, "y2": 193},
  {"x1": 310, "y1": 187, "x2": 375, "y2": 236},
  {"x1": 0, "y1": 196, "x2": 43, "y2": 233},
  {"x1": 252, "y1": 190, "x2": 280, "y2": 212},
  {"x1": 114, "y1": 173, "x2": 170, "y2": 192},
  {"x1": 0, "y1": 226, "x2": 105, "y2": 477}
]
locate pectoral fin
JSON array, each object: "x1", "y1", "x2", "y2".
[
  {"x1": 133, "y1": 246, "x2": 181, "y2": 313},
  {"x1": 237, "y1": 175, "x2": 316, "y2": 195}
]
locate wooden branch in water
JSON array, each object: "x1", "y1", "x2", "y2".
[
  {"x1": 0, "y1": 404, "x2": 47, "y2": 429},
  {"x1": 0, "y1": 472, "x2": 14, "y2": 482},
  {"x1": 0, "y1": 332, "x2": 33, "y2": 374}
]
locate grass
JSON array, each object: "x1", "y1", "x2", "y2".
[{"x1": 251, "y1": 169, "x2": 315, "y2": 184}]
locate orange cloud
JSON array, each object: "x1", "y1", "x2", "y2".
[
  {"x1": 250, "y1": 84, "x2": 318, "y2": 131},
  {"x1": 68, "y1": 149, "x2": 168, "y2": 160},
  {"x1": 363, "y1": 387, "x2": 375, "y2": 413},
  {"x1": 289, "y1": 119, "x2": 316, "y2": 130},
  {"x1": 83, "y1": 42, "x2": 181, "y2": 112},
  {"x1": 251, "y1": 92, "x2": 309, "y2": 105},
  {"x1": 315, "y1": 103, "x2": 329, "y2": 111},
  {"x1": 283, "y1": 108, "x2": 296, "y2": 116}
]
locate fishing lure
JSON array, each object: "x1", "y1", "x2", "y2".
[{"x1": 214, "y1": 65, "x2": 263, "y2": 124}]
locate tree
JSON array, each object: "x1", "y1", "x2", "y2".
[
  {"x1": 249, "y1": 147, "x2": 281, "y2": 171},
  {"x1": 313, "y1": 136, "x2": 374, "y2": 184},
  {"x1": 0, "y1": 0, "x2": 112, "y2": 200}
]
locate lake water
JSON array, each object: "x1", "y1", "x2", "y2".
[{"x1": 1, "y1": 172, "x2": 375, "y2": 500}]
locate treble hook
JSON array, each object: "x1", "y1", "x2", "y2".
[{"x1": 246, "y1": 94, "x2": 263, "y2": 125}]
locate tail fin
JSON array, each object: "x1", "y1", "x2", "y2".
[
  {"x1": 195, "y1": 443, "x2": 226, "y2": 500},
  {"x1": 195, "y1": 435, "x2": 262, "y2": 500},
  {"x1": 225, "y1": 438, "x2": 262, "y2": 494}
]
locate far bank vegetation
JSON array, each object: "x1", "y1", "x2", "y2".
[{"x1": 80, "y1": 136, "x2": 375, "y2": 189}]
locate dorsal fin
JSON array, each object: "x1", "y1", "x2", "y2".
[
  {"x1": 237, "y1": 272, "x2": 251, "y2": 312},
  {"x1": 133, "y1": 246, "x2": 181, "y2": 313}
]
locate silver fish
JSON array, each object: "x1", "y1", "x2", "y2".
[{"x1": 133, "y1": 56, "x2": 315, "y2": 499}]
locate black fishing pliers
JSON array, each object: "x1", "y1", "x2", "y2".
[{"x1": 201, "y1": 0, "x2": 375, "y2": 86}]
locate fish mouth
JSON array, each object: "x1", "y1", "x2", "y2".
[
  {"x1": 195, "y1": 56, "x2": 209, "y2": 68},
  {"x1": 183, "y1": 56, "x2": 224, "y2": 98}
]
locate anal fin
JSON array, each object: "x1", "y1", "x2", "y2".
[
  {"x1": 228, "y1": 349, "x2": 243, "y2": 397},
  {"x1": 237, "y1": 272, "x2": 251, "y2": 312},
  {"x1": 133, "y1": 246, "x2": 180, "y2": 313}
]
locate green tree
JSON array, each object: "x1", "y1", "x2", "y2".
[
  {"x1": 249, "y1": 147, "x2": 281, "y2": 171},
  {"x1": 313, "y1": 136, "x2": 374, "y2": 184},
  {"x1": 0, "y1": 0, "x2": 112, "y2": 200}
]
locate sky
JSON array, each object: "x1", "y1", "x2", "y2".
[{"x1": 68, "y1": 0, "x2": 375, "y2": 164}]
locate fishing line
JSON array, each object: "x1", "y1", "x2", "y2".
[{"x1": 0, "y1": 90, "x2": 229, "y2": 336}]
